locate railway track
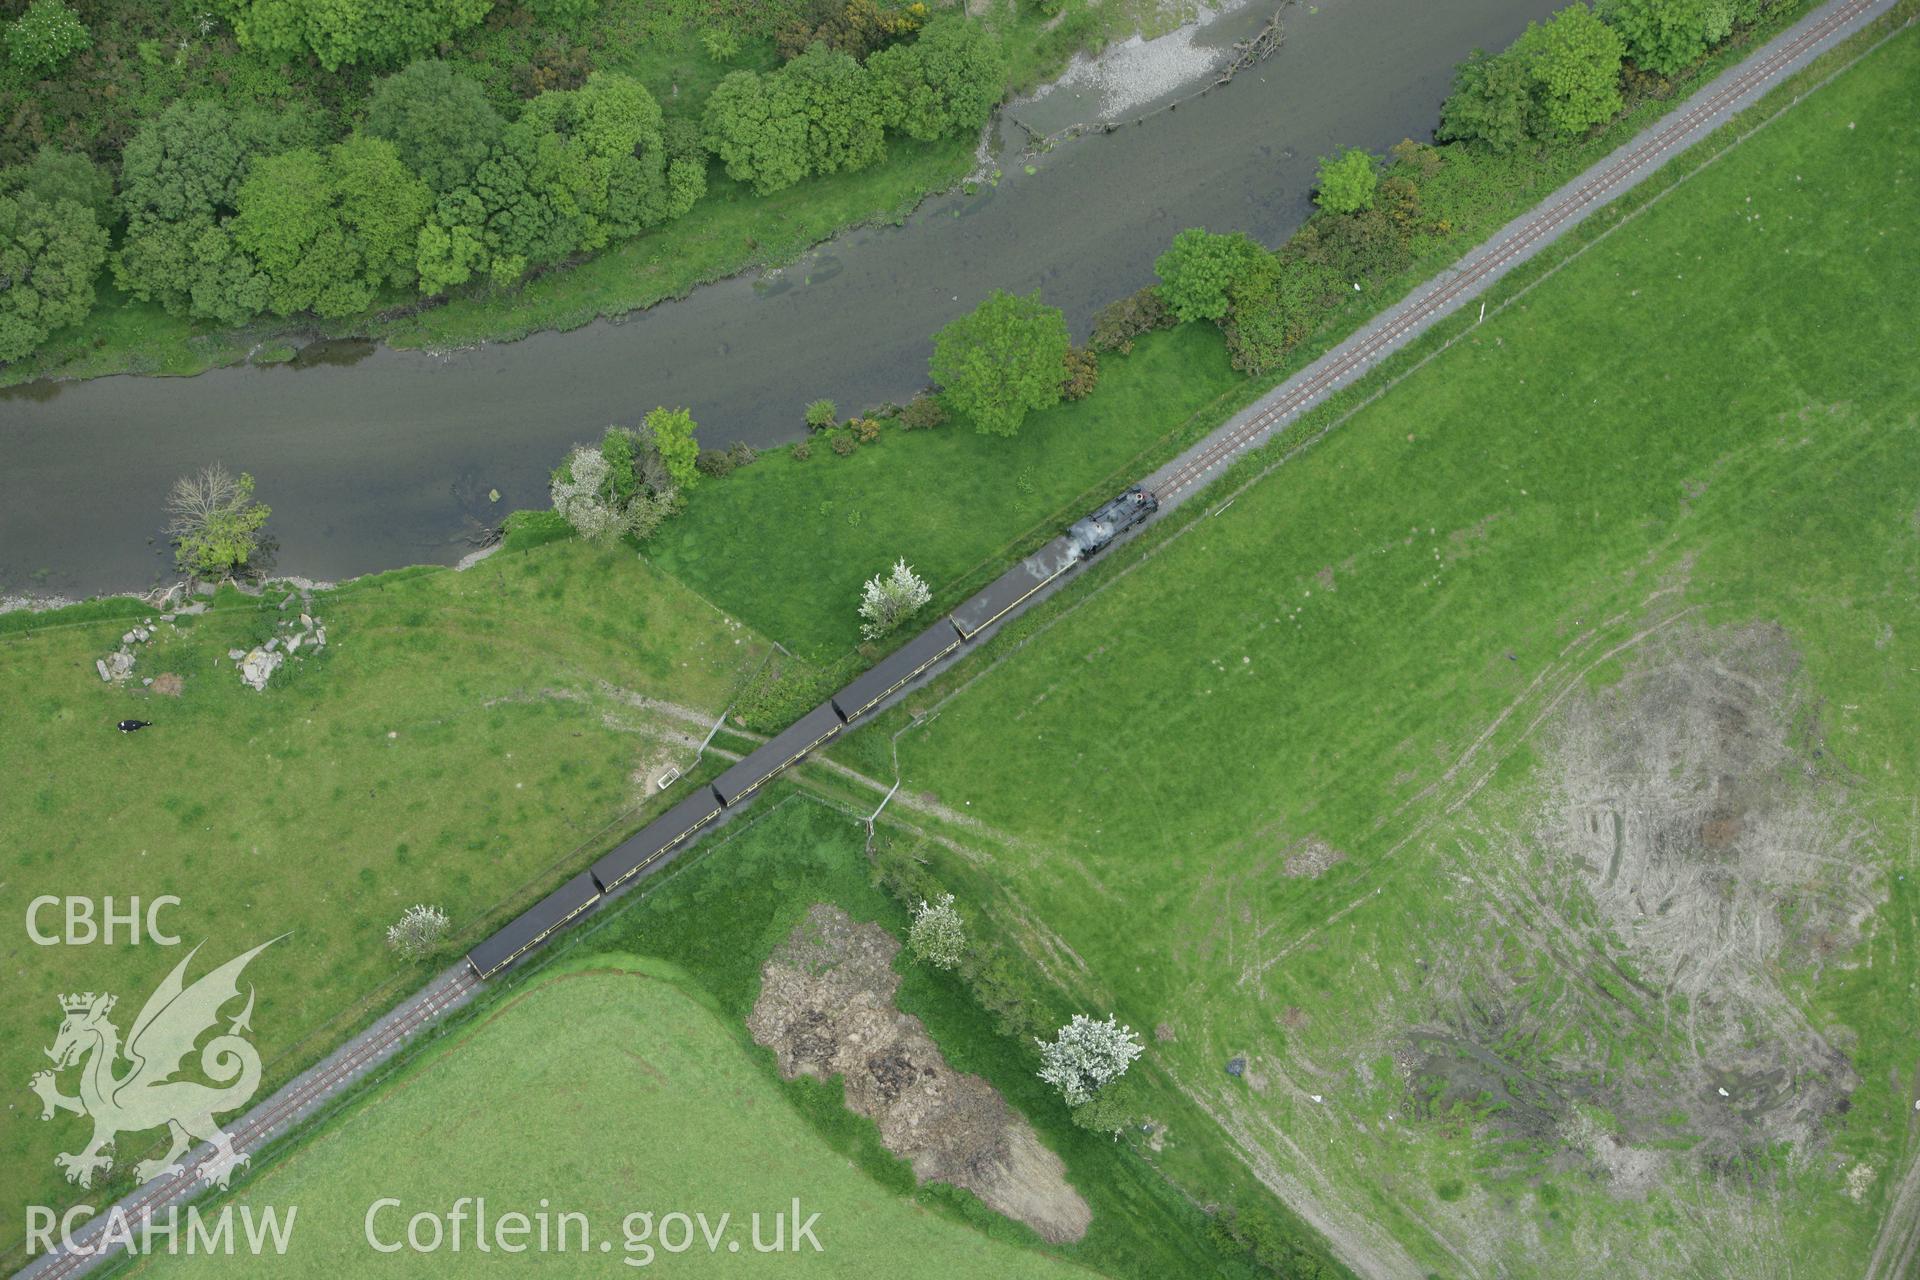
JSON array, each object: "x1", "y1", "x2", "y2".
[
  {"x1": 20, "y1": 968, "x2": 480, "y2": 1279},
  {"x1": 12, "y1": 1, "x2": 1896, "y2": 1272},
  {"x1": 1150, "y1": 0, "x2": 1885, "y2": 504}
]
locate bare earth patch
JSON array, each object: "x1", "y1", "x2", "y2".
[
  {"x1": 1408, "y1": 623, "x2": 1882, "y2": 1232},
  {"x1": 748, "y1": 905, "x2": 1092, "y2": 1244},
  {"x1": 1281, "y1": 836, "x2": 1345, "y2": 878}
]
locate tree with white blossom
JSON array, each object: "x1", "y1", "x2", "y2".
[
  {"x1": 551, "y1": 445, "x2": 621, "y2": 540},
  {"x1": 387, "y1": 904, "x2": 451, "y2": 958},
  {"x1": 550, "y1": 424, "x2": 682, "y2": 543},
  {"x1": 1036, "y1": 1014, "x2": 1144, "y2": 1106},
  {"x1": 858, "y1": 558, "x2": 931, "y2": 641},
  {"x1": 908, "y1": 893, "x2": 966, "y2": 969}
]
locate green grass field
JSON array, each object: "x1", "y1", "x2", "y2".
[
  {"x1": 639, "y1": 0, "x2": 1898, "y2": 671},
  {"x1": 570, "y1": 795, "x2": 1335, "y2": 1278},
  {"x1": 131, "y1": 956, "x2": 1100, "y2": 1278},
  {"x1": 12, "y1": 11, "x2": 1917, "y2": 1280},
  {"x1": 125, "y1": 793, "x2": 1334, "y2": 1277},
  {"x1": 0, "y1": 538, "x2": 768, "y2": 1261},
  {"x1": 833, "y1": 25, "x2": 1920, "y2": 1277},
  {"x1": 650, "y1": 321, "x2": 1243, "y2": 660}
]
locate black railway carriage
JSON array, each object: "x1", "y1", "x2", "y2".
[
  {"x1": 465, "y1": 871, "x2": 602, "y2": 979},
  {"x1": 831, "y1": 620, "x2": 963, "y2": 724},
  {"x1": 590, "y1": 785, "x2": 725, "y2": 894},
  {"x1": 951, "y1": 535, "x2": 1081, "y2": 640},
  {"x1": 465, "y1": 484, "x2": 1167, "y2": 982},
  {"x1": 711, "y1": 702, "x2": 845, "y2": 807}
]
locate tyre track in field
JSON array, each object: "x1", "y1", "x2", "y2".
[{"x1": 1864, "y1": 802, "x2": 1920, "y2": 1280}]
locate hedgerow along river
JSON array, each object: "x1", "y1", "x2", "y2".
[{"x1": 0, "y1": 0, "x2": 1559, "y2": 599}]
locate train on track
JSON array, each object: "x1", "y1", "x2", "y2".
[{"x1": 466, "y1": 485, "x2": 1159, "y2": 980}]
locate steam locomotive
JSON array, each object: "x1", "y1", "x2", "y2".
[{"x1": 1068, "y1": 487, "x2": 1157, "y2": 559}]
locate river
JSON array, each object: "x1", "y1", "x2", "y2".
[{"x1": 0, "y1": 0, "x2": 1559, "y2": 599}]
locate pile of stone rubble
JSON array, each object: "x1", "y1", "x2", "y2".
[
  {"x1": 94, "y1": 589, "x2": 326, "y2": 694},
  {"x1": 229, "y1": 610, "x2": 326, "y2": 692},
  {"x1": 93, "y1": 606, "x2": 202, "y2": 684}
]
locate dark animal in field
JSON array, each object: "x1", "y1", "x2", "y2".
[{"x1": 117, "y1": 720, "x2": 152, "y2": 733}]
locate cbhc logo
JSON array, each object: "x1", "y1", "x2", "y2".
[{"x1": 26, "y1": 896, "x2": 182, "y2": 946}]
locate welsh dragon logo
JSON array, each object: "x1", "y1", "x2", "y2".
[{"x1": 30, "y1": 938, "x2": 281, "y2": 1191}]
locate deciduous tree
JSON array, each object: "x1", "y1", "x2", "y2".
[
  {"x1": 366, "y1": 60, "x2": 505, "y2": 194},
  {"x1": 216, "y1": 0, "x2": 493, "y2": 71},
  {"x1": 869, "y1": 17, "x2": 1005, "y2": 142},
  {"x1": 1518, "y1": 3, "x2": 1624, "y2": 138},
  {"x1": 929, "y1": 288, "x2": 1070, "y2": 437},
  {"x1": 231, "y1": 148, "x2": 336, "y2": 316},
  {"x1": 523, "y1": 0, "x2": 596, "y2": 25},
  {"x1": 114, "y1": 102, "x2": 295, "y2": 323},
  {"x1": 549, "y1": 424, "x2": 683, "y2": 542},
  {"x1": 785, "y1": 43, "x2": 886, "y2": 177},
  {"x1": 643, "y1": 406, "x2": 701, "y2": 490},
  {"x1": 909, "y1": 893, "x2": 966, "y2": 969},
  {"x1": 858, "y1": 558, "x2": 932, "y2": 640},
  {"x1": 234, "y1": 136, "x2": 432, "y2": 318},
  {"x1": 1036, "y1": 1014, "x2": 1144, "y2": 1107},
  {"x1": 333, "y1": 135, "x2": 435, "y2": 288},
  {"x1": 117, "y1": 102, "x2": 304, "y2": 228},
  {"x1": 518, "y1": 70, "x2": 674, "y2": 249},
  {"x1": 551, "y1": 445, "x2": 622, "y2": 540},
  {"x1": 703, "y1": 69, "x2": 811, "y2": 195},
  {"x1": 0, "y1": 191, "x2": 107, "y2": 362},
  {"x1": 414, "y1": 191, "x2": 491, "y2": 294},
  {"x1": 1070, "y1": 1075, "x2": 1141, "y2": 1136},
  {"x1": 1153, "y1": 227, "x2": 1261, "y2": 323},
  {"x1": 386, "y1": 904, "x2": 450, "y2": 958},
  {"x1": 1220, "y1": 252, "x2": 1338, "y2": 375},
  {"x1": 1437, "y1": 47, "x2": 1538, "y2": 152},
  {"x1": 4, "y1": 0, "x2": 88, "y2": 74},
  {"x1": 416, "y1": 72, "x2": 681, "y2": 290},
  {"x1": 165, "y1": 465, "x2": 272, "y2": 580},
  {"x1": 1599, "y1": 0, "x2": 1725, "y2": 76},
  {"x1": 1, "y1": 147, "x2": 113, "y2": 225},
  {"x1": 1314, "y1": 147, "x2": 1378, "y2": 214}
]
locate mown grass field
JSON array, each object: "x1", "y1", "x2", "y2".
[
  {"x1": 139, "y1": 794, "x2": 1330, "y2": 1277},
  {"x1": 577, "y1": 795, "x2": 1332, "y2": 1278},
  {"x1": 650, "y1": 321, "x2": 1242, "y2": 660},
  {"x1": 843, "y1": 26, "x2": 1920, "y2": 1277},
  {"x1": 133, "y1": 956, "x2": 1097, "y2": 1278},
  {"x1": 0, "y1": 538, "x2": 768, "y2": 1261}
]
